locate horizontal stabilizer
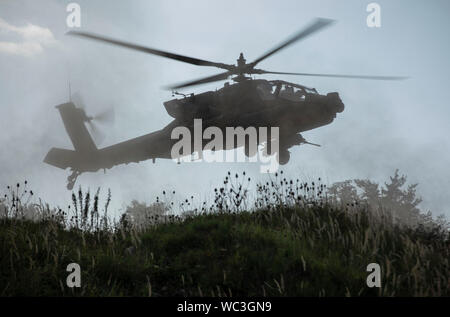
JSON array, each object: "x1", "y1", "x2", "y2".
[{"x1": 44, "y1": 148, "x2": 77, "y2": 170}]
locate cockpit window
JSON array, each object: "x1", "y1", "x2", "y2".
[
  {"x1": 279, "y1": 85, "x2": 306, "y2": 101},
  {"x1": 257, "y1": 81, "x2": 317, "y2": 101},
  {"x1": 256, "y1": 82, "x2": 276, "y2": 100}
]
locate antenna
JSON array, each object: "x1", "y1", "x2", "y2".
[{"x1": 68, "y1": 81, "x2": 72, "y2": 102}]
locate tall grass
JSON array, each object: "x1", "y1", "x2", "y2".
[{"x1": 0, "y1": 173, "x2": 448, "y2": 296}]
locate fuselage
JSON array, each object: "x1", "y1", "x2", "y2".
[
  {"x1": 44, "y1": 79, "x2": 344, "y2": 181},
  {"x1": 93, "y1": 79, "x2": 344, "y2": 169}
]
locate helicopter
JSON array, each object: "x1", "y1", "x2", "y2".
[{"x1": 44, "y1": 18, "x2": 407, "y2": 190}]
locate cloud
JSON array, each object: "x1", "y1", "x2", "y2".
[{"x1": 0, "y1": 18, "x2": 56, "y2": 56}]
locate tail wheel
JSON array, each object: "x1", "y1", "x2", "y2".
[{"x1": 67, "y1": 170, "x2": 81, "y2": 190}]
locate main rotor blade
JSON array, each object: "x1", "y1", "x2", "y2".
[
  {"x1": 251, "y1": 18, "x2": 335, "y2": 66},
  {"x1": 255, "y1": 69, "x2": 408, "y2": 80},
  {"x1": 167, "y1": 71, "x2": 233, "y2": 90},
  {"x1": 67, "y1": 31, "x2": 233, "y2": 70}
]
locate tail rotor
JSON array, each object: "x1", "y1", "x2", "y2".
[{"x1": 71, "y1": 92, "x2": 115, "y2": 146}]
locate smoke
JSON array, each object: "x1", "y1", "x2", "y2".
[{"x1": 0, "y1": 0, "x2": 449, "y2": 219}]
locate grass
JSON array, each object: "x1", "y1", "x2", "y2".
[{"x1": 0, "y1": 173, "x2": 448, "y2": 297}]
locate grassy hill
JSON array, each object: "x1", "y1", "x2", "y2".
[{"x1": 0, "y1": 172, "x2": 448, "y2": 296}]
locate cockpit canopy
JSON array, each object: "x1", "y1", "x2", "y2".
[{"x1": 256, "y1": 80, "x2": 318, "y2": 102}]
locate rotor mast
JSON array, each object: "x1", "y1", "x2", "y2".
[{"x1": 233, "y1": 52, "x2": 251, "y2": 82}]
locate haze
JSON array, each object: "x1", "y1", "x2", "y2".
[{"x1": 0, "y1": 0, "x2": 449, "y2": 218}]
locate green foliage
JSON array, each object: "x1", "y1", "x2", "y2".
[{"x1": 0, "y1": 171, "x2": 448, "y2": 297}]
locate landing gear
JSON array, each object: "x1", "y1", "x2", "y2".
[
  {"x1": 261, "y1": 141, "x2": 291, "y2": 165},
  {"x1": 277, "y1": 149, "x2": 290, "y2": 165},
  {"x1": 67, "y1": 170, "x2": 81, "y2": 190}
]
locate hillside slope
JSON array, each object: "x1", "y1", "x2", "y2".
[{"x1": 1, "y1": 204, "x2": 448, "y2": 296}]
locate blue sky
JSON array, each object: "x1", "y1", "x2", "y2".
[{"x1": 0, "y1": 0, "x2": 449, "y2": 217}]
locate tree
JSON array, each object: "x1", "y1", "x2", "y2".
[
  {"x1": 328, "y1": 169, "x2": 430, "y2": 227},
  {"x1": 124, "y1": 200, "x2": 170, "y2": 229},
  {"x1": 327, "y1": 180, "x2": 359, "y2": 206},
  {"x1": 380, "y1": 169, "x2": 422, "y2": 226}
]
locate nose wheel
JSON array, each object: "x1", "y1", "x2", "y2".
[{"x1": 67, "y1": 170, "x2": 81, "y2": 190}]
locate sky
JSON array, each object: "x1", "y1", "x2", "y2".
[{"x1": 0, "y1": 0, "x2": 449, "y2": 218}]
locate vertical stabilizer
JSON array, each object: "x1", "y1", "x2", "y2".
[{"x1": 56, "y1": 102, "x2": 97, "y2": 153}]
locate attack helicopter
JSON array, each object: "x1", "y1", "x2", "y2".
[{"x1": 44, "y1": 18, "x2": 406, "y2": 189}]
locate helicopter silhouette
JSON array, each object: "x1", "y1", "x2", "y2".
[{"x1": 44, "y1": 18, "x2": 406, "y2": 189}]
